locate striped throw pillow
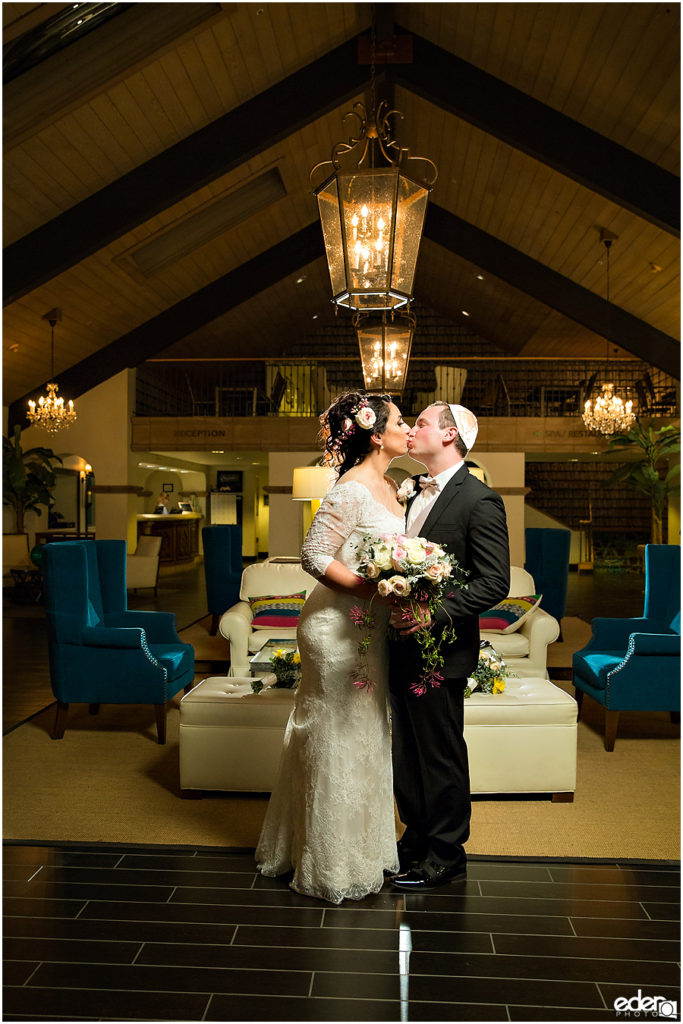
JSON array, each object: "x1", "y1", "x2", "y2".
[
  {"x1": 249, "y1": 591, "x2": 307, "y2": 629},
  {"x1": 479, "y1": 595, "x2": 542, "y2": 634}
]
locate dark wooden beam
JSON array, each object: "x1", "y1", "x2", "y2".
[
  {"x1": 4, "y1": 38, "x2": 368, "y2": 306},
  {"x1": 9, "y1": 224, "x2": 325, "y2": 431},
  {"x1": 394, "y1": 28, "x2": 680, "y2": 237},
  {"x1": 425, "y1": 204, "x2": 680, "y2": 378}
]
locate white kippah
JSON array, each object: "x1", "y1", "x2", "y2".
[{"x1": 448, "y1": 404, "x2": 478, "y2": 452}]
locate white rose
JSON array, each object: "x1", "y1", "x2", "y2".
[
  {"x1": 404, "y1": 538, "x2": 426, "y2": 565},
  {"x1": 389, "y1": 575, "x2": 411, "y2": 598},
  {"x1": 377, "y1": 579, "x2": 392, "y2": 598},
  {"x1": 374, "y1": 544, "x2": 393, "y2": 571},
  {"x1": 425, "y1": 563, "x2": 443, "y2": 582},
  {"x1": 355, "y1": 406, "x2": 376, "y2": 429},
  {"x1": 364, "y1": 561, "x2": 379, "y2": 579}
]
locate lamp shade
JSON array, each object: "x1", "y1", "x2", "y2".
[
  {"x1": 292, "y1": 466, "x2": 335, "y2": 500},
  {"x1": 355, "y1": 312, "x2": 414, "y2": 393}
]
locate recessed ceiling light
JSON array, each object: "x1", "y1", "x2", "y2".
[
  {"x1": 475, "y1": 274, "x2": 485, "y2": 281},
  {"x1": 312, "y1": 314, "x2": 319, "y2": 320},
  {"x1": 296, "y1": 276, "x2": 306, "y2": 284},
  {"x1": 461, "y1": 310, "x2": 470, "y2": 317}
]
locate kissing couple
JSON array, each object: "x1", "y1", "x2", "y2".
[{"x1": 256, "y1": 390, "x2": 510, "y2": 904}]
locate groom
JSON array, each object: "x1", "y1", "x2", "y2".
[{"x1": 388, "y1": 402, "x2": 510, "y2": 889}]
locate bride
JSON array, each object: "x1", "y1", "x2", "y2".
[{"x1": 255, "y1": 391, "x2": 410, "y2": 903}]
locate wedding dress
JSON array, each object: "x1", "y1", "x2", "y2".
[{"x1": 255, "y1": 479, "x2": 402, "y2": 903}]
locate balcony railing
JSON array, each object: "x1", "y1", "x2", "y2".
[{"x1": 135, "y1": 358, "x2": 679, "y2": 420}]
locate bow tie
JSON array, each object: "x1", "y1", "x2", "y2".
[{"x1": 418, "y1": 475, "x2": 440, "y2": 493}]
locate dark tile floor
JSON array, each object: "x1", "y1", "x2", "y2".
[{"x1": 3, "y1": 843, "x2": 680, "y2": 1022}]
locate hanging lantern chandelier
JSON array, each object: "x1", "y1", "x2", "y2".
[
  {"x1": 27, "y1": 309, "x2": 77, "y2": 434},
  {"x1": 310, "y1": 99, "x2": 437, "y2": 312},
  {"x1": 582, "y1": 236, "x2": 636, "y2": 437},
  {"x1": 354, "y1": 310, "x2": 415, "y2": 393}
]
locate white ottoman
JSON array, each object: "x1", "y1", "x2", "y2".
[
  {"x1": 179, "y1": 677, "x2": 294, "y2": 795},
  {"x1": 179, "y1": 676, "x2": 577, "y2": 800},
  {"x1": 464, "y1": 677, "x2": 577, "y2": 800}
]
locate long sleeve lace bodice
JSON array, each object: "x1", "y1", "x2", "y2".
[{"x1": 301, "y1": 479, "x2": 403, "y2": 579}]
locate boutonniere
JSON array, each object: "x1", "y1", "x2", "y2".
[{"x1": 396, "y1": 479, "x2": 417, "y2": 505}]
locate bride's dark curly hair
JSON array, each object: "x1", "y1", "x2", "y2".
[{"x1": 320, "y1": 391, "x2": 392, "y2": 476}]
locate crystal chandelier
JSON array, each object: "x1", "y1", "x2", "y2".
[
  {"x1": 27, "y1": 309, "x2": 77, "y2": 434},
  {"x1": 582, "y1": 236, "x2": 636, "y2": 436},
  {"x1": 354, "y1": 310, "x2": 415, "y2": 393}
]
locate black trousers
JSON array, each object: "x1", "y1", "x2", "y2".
[{"x1": 389, "y1": 675, "x2": 471, "y2": 867}]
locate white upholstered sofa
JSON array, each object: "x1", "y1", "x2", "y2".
[
  {"x1": 481, "y1": 566, "x2": 560, "y2": 679},
  {"x1": 219, "y1": 562, "x2": 558, "y2": 679},
  {"x1": 219, "y1": 558, "x2": 317, "y2": 676}
]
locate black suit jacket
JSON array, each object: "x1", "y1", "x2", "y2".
[{"x1": 393, "y1": 466, "x2": 511, "y2": 679}]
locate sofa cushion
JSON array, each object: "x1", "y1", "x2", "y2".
[
  {"x1": 480, "y1": 594, "x2": 542, "y2": 634},
  {"x1": 480, "y1": 629, "x2": 529, "y2": 658},
  {"x1": 249, "y1": 590, "x2": 306, "y2": 629}
]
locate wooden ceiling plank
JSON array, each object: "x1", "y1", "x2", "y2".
[
  {"x1": 3, "y1": 35, "x2": 368, "y2": 306},
  {"x1": 393, "y1": 27, "x2": 679, "y2": 236},
  {"x1": 8, "y1": 222, "x2": 325, "y2": 430},
  {"x1": 424, "y1": 203, "x2": 679, "y2": 377}
]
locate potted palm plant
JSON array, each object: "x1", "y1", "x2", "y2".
[
  {"x1": 3, "y1": 425, "x2": 62, "y2": 536},
  {"x1": 607, "y1": 420, "x2": 680, "y2": 544}
]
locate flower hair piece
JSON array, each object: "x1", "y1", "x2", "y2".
[{"x1": 352, "y1": 400, "x2": 376, "y2": 430}]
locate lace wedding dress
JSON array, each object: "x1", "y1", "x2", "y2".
[{"x1": 255, "y1": 479, "x2": 402, "y2": 903}]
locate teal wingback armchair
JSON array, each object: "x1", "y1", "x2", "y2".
[
  {"x1": 43, "y1": 540, "x2": 194, "y2": 743},
  {"x1": 572, "y1": 544, "x2": 681, "y2": 750}
]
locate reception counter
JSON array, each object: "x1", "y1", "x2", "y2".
[{"x1": 137, "y1": 513, "x2": 201, "y2": 565}]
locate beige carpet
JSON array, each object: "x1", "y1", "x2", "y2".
[
  {"x1": 178, "y1": 615, "x2": 229, "y2": 664},
  {"x1": 4, "y1": 684, "x2": 679, "y2": 860}
]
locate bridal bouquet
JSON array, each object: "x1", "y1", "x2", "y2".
[
  {"x1": 464, "y1": 641, "x2": 514, "y2": 698},
  {"x1": 350, "y1": 532, "x2": 468, "y2": 696}
]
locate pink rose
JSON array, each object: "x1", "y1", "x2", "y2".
[
  {"x1": 425, "y1": 563, "x2": 443, "y2": 581},
  {"x1": 389, "y1": 575, "x2": 411, "y2": 598}
]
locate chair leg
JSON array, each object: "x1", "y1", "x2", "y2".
[
  {"x1": 671, "y1": 711, "x2": 680, "y2": 725},
  {"x1": 52, "y1": 701, "x2": 69, "y2": 739},
  {"x1": 552, "y1": 792, "x2": 574, "y2": 803},
  {"x1": 154, "y1": 703, "x2": 167, "y2": 744},
  {"x1": 209, "y1": 614, "x2": 219, "y2": 636},
  {"x1": 604, "y1": 710, "x2": 619, "y2": 751},
  {"x1": 89, "y1": 704, "x2": 100, "y2": 715},
  {"x1": 183, "y1": 682, "x2": 194, "y2": 695}
]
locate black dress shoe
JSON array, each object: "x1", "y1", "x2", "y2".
[
  {"x1": 391, "y1": 859, "x2": 467, "y2": 890},
  {"x1": 395, "y1": 840, "x2": 426, "y2": 873}
]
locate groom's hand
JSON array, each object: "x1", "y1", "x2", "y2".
[{"x1": 391, "y1": 601, "x2": 431, "y2": 634}]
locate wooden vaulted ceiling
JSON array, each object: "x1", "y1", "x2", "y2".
[{"x1": 3, "y1": 1, "x2": 680, "y2": 423}]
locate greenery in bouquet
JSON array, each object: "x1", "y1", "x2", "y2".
[
  {"x1": 464, "y1": 641, "x2": 514, "y2": 698},
  {"x1": 350, "y1": 532, "x2": 468, "y2": 696},
  {"x1": 251, "y1": 648, "x2": 301, "y2": 693}
]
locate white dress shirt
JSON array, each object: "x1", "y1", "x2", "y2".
[{"x1": 406, "y1": 461, "x2": 466, "y2": 537}]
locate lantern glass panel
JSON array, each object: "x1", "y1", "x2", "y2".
[
  {"x1": 337, "y1": 168, "x2": 400, "y2": 310},
  {"x1": 357, "y1": 320, "x2": 412, "y2": 393},
  {"x1": 316, "y1": 177, "x2": 346, "y2": 298},
  {"x1": 391, "y1": 175, "x2": 429, "y2": 297}
]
